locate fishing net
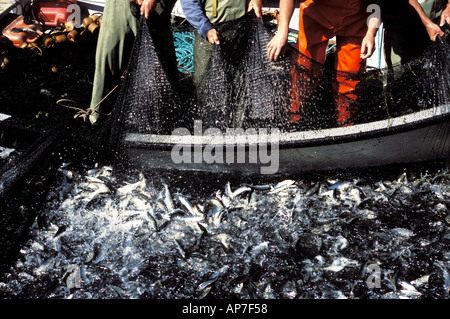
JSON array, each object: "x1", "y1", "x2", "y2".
[
  {"x1": 96, "y1": 12, "x2": 450, "y2": 159},
  {"x1": 104, "y1": 16, "x2": 182, "y2": 144},
  {"x1": 3, "y1": 11, "x2": 447, "y2": 182}
]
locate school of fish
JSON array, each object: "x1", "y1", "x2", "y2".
[{"x1": 0, "y1": 162, "x2": 449, "y2": 299}]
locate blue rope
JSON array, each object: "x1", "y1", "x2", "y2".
[
  {"x1": 377, "y1": 26, "x2": 383, "y2": 69},
  {"x1": 172, "y1": 30, "x2": 195, "y2": 74},
  {"x1": 326, "y1": 44, "x2": 336, "y2": 53}
]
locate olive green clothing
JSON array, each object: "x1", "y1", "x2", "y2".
[
  {"x1": 204, "y1": 0, "x2": 247, "y2": 24},
  {"x1": 193, "y1": 0, "x2": 248, "y2": 88},
  {"x1": 89, "y1": 0, "x2": 176, "y2": 124},
  {"x1": 192, "y1": 0, "x2": 249, "y2": 127}
]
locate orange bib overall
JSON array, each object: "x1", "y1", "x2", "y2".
[{"x1": 292, "y1": 0, "x2": 369, "y2": 126}]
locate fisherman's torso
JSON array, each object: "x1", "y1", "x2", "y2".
[
  {"x1": 300, "y1": 0, "x2": 371, "y2": 38},
  {"x1": 203, "y1": 0, "x2": 248, "y2": 24},
  {"x1": 306, "y1": 0, "x2": 370, "y2": 17}
]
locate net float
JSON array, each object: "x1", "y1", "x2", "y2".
[
  {"x1": 87, "y1": 22, "x2": 99, "y2": 35},
  {"x1": 53, "y1": 33, "x2": 67, "y2": 44},
  {"x1": 67, "y1": 30, "x2": 79, "y2": 42},
  {"x1": 0, "y1": 56, "x2": 10, "y2": 70},
  {"x1": 82, "y1": 17, "x2": 93, "y2": 28},
  {"x1": 43, "y1": 36, "x2": 55, "y2": 48}
]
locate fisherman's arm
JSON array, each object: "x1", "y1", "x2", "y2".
[
  {"x1": 129, "y1": 0, "x2": 159, "y2": 19},
  {"x1": 266, "y1": 0, "x2": 295, "y2": 61},
  {"x1": 408, "y1": 0, "x2": 444, "y2": 41},
  {"x1": 248, "y1": 0, "x2": 263, "y2": 20},
  {"x1": 440, "y1": 0, "x2": 450, "y2": 27},
  {"x1": 140, "y1": 0, "x2": 159, "y2": 19},
  {"x1": 180, "y1": 0, "x2": 218, "y2": 44},
  {"x1": 360, "y1": 16, "x2": 380, "y2": 59}
]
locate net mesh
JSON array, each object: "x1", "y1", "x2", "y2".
[{"x1": 91, "y1": 13, "x2": 450, "y2": 165}]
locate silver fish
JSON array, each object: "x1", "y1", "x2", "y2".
[
  {"x1": 174, "y1": 239, "x2": 186, "y2": 259},
  {"x1": 92, "y1": 250, "x2": 105, "y2": 264},
  {"x1": 390, "y1": 228, "x2": 415, "y2": 238},
  {"x1": 173, "y1": 215, "x2": 204, "y2": 223},
  {"x1": 244, "y1": 183, "x2": 271, "y2": 191},
  {"x1": 268, "y1": 179, "x2": 296, "y2": 194},
  {"x1": 197, "y1": 278, "x2": 217, "y2": 291},
  {"x1": 230, "y1": 186, "x2": 252, "y2": 198},
  {"x1": 197, "y1": 265, "x2": 229, "y2": 291},
  {"x1": 85, "y1": 176, "x2": 105, "y2": 184},
  {"x1": 328, "y1": 181, "x2": 353, "y2": 190},
  {"x1": 410, "y1": 275, "x2": 430, "y2": 288},
  {"x1": 159, "y1": 184, "x2": 175, "y2": 212},
  {"x1": 116, "y1": 176, "x2": 146, "y2": 195},
  {"x1": 399, "y1": 281, "x2": 418, "y2": 292}
]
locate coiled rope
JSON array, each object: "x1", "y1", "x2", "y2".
[{"x1": 172, "y1": 28, "x2": 195, "y2": 75}]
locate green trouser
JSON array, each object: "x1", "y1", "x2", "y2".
[
  {"x1": 193, "y1": 0, "x2": 247, "y2": 87},
  {"x1": 89, "y1": 0, "x2": 176, "y2": 124},
  {"x1": 193, "y1": 0, "x2": 247, "y2": 128}
]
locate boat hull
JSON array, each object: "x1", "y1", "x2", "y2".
[{"x1": 124, "y1": 105, "x2": 450, "y2": 175}]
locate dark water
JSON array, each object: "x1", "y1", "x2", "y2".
[{"x1": 0, "y1": 159, "x2": 448, "y2": 299}]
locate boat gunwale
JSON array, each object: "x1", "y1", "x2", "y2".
[{"x1": 124, "y1": 104, "x2": 450, "y2": 150}]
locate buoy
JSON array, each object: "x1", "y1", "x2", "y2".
[
  {"x1": 83, "y1": 17, "x2": 93, "y2": 28},
  {"x1": 53, "y1": 33, "x2": 67, "y2": 44},
  {"x1": 65, "y1": 20, "x2": 76, "y2": 32},
  {"x1": 87, "y1": 22, "x2": 99, "y2": 35},
  {"x1": 67, "y1": 30, "x2": 79, "y2": 42},
  {"x1": 43, "y1": 36, "x2": 55, "y2": 48},
  {"x1": 1, "y1": 56, "x2": 10, "y2": 70},
  {"x1": 90, "y1": 14, "x2": 100, "y2": 22}
]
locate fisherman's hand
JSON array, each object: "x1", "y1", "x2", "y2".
[
  {"x1": 248, "y1": 0, "x2": 263, "y2": 20},
  {"x1": 207, "y1": 29, "x2": 220, "y2": 45},
  {"x1": 129, "y1": 0, "x2": 143, "y2": 4},
  {"x1": 360, "y1": 33, "x2": 375, "y2": 59},
  {"x1": 424, "y1": 21, "x2": 444, "y2": 41},
  {"x1": 267, "y1": 32, "x2": 288, "y2": 61},
  {"x1": 140, "y1": 0, "x2": 158, "y2": 19},
  {"x1": 440, "y1": 4, "x2": 450, "y2": 27}
]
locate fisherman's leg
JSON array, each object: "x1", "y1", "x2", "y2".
[
  {"x1": 290, "y1": 0, "x2": 328, "y2": 123},
  {"x1": 193, "y1": 32, "x2": 213, "y2": 108},
  {"x1": 147, "y1": 17, "x2": 179, "y2": 86},
  {"x1": 334, "y1": 36, "x2": 365, "y2": 127},
  {"x1": 147, "y1": 0, "x2": 179, "y2": 84},
  {"x1": 221, "y1": 20, "x2": 251, "y2": 129},
  {"x1": 145, "y1": 5, "x2": 181, "y2": 131},
  {"x1": 89, "y1": 0, "x2": 139, "y2": 124}
]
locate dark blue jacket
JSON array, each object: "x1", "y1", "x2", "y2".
[{"x1": 180, "y1": 0, "x2": 214, "y2": 38}]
